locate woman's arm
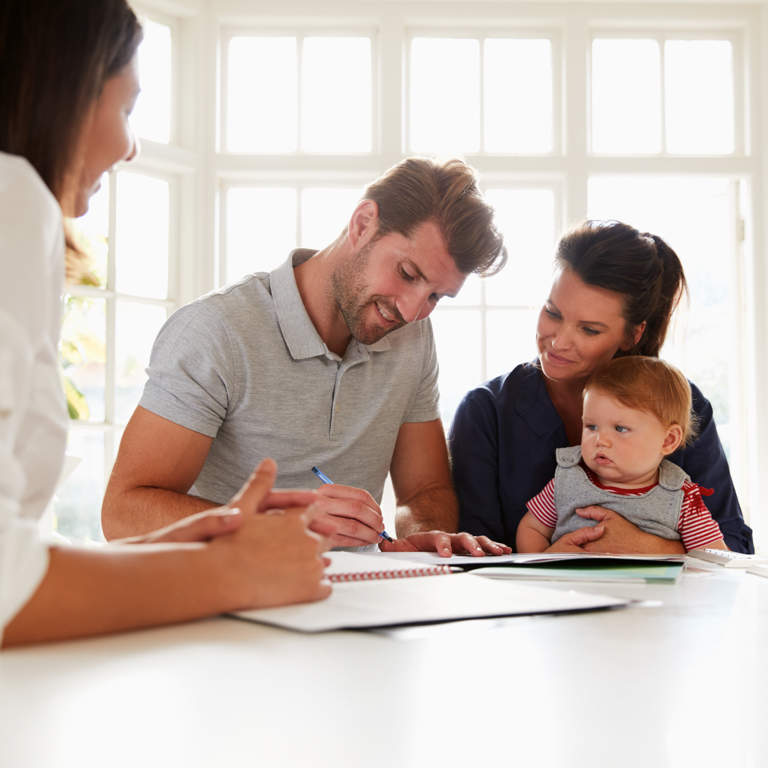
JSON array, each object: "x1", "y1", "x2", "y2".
[
  {"x1": 449, "y1": 389, "x2": 506, "y2": 541},
  {"x1": 573, "y1": 506, "x2": 685, "y2": 554},
  {"x1": 671, "y1": 384, "x2": 754, "y2": 553},
  {"x1": 2, "y1": 460, "x2": 332, "y2": 648}
]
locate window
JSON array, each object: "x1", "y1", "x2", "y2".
[
  {"x1": 223, "y1": 33, "x2": 373, "y2": 154},
  {"x1": 55, "y1": 13, "x2": 180, "y2": 541},
  {"x1": 408, "y1": 35, "x2": 555, "y2": 154},
  {"x1": 590, "y1": 36, "x2": 737, "y2": 154}
]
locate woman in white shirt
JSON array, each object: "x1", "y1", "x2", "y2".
[{"x1": 0, "y1": 0, "x2": 334, "y2": 647}]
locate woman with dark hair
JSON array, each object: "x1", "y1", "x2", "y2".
[
  {"x1": 0, "y1": 0, "x2": 334, "y2": 648},
  {"x1": 450, "y1": 220, "x2": 754, "y2": 553}
]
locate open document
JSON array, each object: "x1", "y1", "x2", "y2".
[{"x1": 231, "y1": 553, "x2": 628, "y2": 632}]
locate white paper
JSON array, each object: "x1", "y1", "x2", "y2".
[{"x1": 231, "y1": 573, "x2": 627, "y2": 632}]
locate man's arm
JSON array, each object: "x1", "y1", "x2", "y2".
[
  {"x1": 102, "y1": 407, "x2": 388, "y2": 546},
  {"x1": 102, "y1": 406, "x2": 217, "y2": 539},
  {"x1": 389, "y1": 419, "x2": 457, "y2": 536},
  {"x1": 383, "y1": 420, "x2": 511, "y2": 557}
]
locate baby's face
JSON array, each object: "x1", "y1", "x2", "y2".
[{"x1": 581, "y1": 389, "x2": 673, "y2": 489}]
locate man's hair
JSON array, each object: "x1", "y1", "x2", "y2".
[
  {"x1": 584, "y1": 356, "x2": 697, "y2": 445},
  {"x1": 362, "y1": 157, "x2": 507, "y2": 275},
  {"x1": 0, "y1": 0, "x2": 142, "y2": 200}
]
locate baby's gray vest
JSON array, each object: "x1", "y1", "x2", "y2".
[{"x1": 552, "y1": 445, "x2": 687, "y2": 544}]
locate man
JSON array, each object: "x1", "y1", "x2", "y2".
[{"x1": 102, "y1": 157, "x2": 509, "y2": 556}]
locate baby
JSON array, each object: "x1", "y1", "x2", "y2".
[{"x1": 516, "y1": 356, "x2": 727, "y2": 553}]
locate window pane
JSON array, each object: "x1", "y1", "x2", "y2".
[
  {"x1": 410, "y1": 38, "x2": 480, "y2": 153},
  {"x1": 115, "y1": 302, "x2": 168, "y2": 424},
  {"x1": 587, "y1": 176, "x2": 737, "y2": 434},
  {"x1": 431, "y1": 309, "x2": 482, "y2": 425},
  {"x1": 227, "y1": 37, "x2": 297, "y2": 153},
  {"x1": 300, "y1": 187, "x2": 361, "y2": 247},
  {"x1": 484, "y1": 39, "x2": 553, "y2": 153},
  {"x1": 486, "y1": 308, "x2": 539, "y2": 379},
  {"x1": 53, "y1": 430, "x2": 106, "y2": 542},
  {"x1": 115, "y1": 172, "x2": 169, "y2": 299},
  {"x1": 302, "y1": 37, "x2": 372, "y2": 153},
  {"x1": 483, "y1": 188, "x2": 556, "y2": 306},
  {"x1": 60, "y1": 297, "x2": 106, "y2": 422},
  {"x1": 591, "y1": 39, "x2": 661, "y2": 154},
  {"x1": 225, "y1": 187, "x2": 297, "y2": 283},
  {"x1": 665, "y1": 40, "x2": 734, "y2": 154},
  {"x1": 133, "y1": 19, "x2": 172, "y2": 143}
]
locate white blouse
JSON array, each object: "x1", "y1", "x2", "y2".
[{"x1": 0, "y1": 152, "x2": 68, "y2": 641}]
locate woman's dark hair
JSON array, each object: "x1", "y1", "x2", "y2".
[
  {"x1": 0, "y1": 0, "x2": 142, "y2": 200},
  {"x1": 555, "y1": 220, "x2": 687, "y2": 357}
]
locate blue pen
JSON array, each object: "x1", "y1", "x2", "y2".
[{"x1": 311, "y1": 466, "x2": 395, "y2": 542}]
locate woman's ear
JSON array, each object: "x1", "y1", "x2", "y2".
[
  {"x1": 620, "y1": 320, "x2": 647, "y2": 351},
  {"x1": 661, "y1": 423, "x2": 684, "y2": 456},
  {"x1": 347, "y1": 200, "x2": 379, "y2": 249}
]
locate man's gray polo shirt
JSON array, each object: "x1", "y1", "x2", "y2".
[{"x1": 139, "y1": 250, "x2": 440, "y2": 504}]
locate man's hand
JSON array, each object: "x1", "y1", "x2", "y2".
[
  {"x1": 311, "y1": 484, "x2": 387, "y2": 547},
  {"x1": 575, "y1": 506, "x2": 685, "y2": 555},
  {"x1": 379, "y1": 531, "x2": 512, "y2": 558}
]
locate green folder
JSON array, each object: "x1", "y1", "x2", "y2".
[{"x1": 472, "y1": 558, "x2": 683, "y2": 584}]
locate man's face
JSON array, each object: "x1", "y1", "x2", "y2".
[{"x1": 331, "y1": 219, "x2": 466, "y2": 345}]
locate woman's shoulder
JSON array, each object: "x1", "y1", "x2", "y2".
[
  {"x1": 0, "y1": 153, "x2": 60, "y2": 258},
  {"x1": 684, "y1": 377, "x2": 714, "y2": 423},
  {"x1": 455, "y1": 361, "x2": 543, "y2": 417},
  {"x1": 479, "y1": 361, "x2": 541, "y2": 395},
  {"x1": 0, "y1": 152, "x2": 57, "y2": 211}
]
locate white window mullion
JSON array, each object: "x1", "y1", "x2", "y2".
[
  {"x1": 565, "y1": 12, "x2": 589, "y2": 224},
  {"x1": 660, "y1": 36, "x2": 667, "y2": 154},
  {"x1": 105, "y1": 173, "x2": 118, "y2": 426},
  {"x1": 479, "y1": 277, "x2": 488, "y2": 381},
  {"x1": 296, "y1": 184, "x2": 303, "y2": 246},
  {"x1": 479, "y1": 37, "x2": 486, "y2": 153},
  {"x1": 729, "y1": 179, "x2": 749, "y2": 516},
  {"x1": 296, "y1": 36, "x2": 303, "y2": 153}
]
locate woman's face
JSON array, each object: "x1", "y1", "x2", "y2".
[
  {"x1": 536, "y1": 267, "x2": 641, "y2": 385},
  {"x1": 66, "y1": 55, "x2": 140, "y2": 216}
]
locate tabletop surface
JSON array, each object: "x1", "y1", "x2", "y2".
[{"x1": 2, "y1": 559, "x2": 767, "y2": 768}]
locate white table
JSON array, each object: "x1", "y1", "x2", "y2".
[{"x1": 2, "y1": 561, "x2": 767, "y2": 768}]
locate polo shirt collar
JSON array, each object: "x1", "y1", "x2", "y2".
[{"x1": 270, "y1": 249, "x2": 392, "y2": 361}]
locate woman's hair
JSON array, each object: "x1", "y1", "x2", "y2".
[
  {"x1": 362, "y1": 157, "x2": 507, "y2": 276},
  {"x1": 555, "y1": 220, "x2": 687, "y2": 357},
  {"x1": 584, "y1": 356, "x2": 697, "y2": 445},
  {"x1": 0, "y1": 0, "x2": 142, "y2": 199}
]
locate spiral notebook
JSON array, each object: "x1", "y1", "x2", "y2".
[{"x1": 325, "y1": 551, "x2": 458, "y2": 582}]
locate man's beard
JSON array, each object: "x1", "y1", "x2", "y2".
[{"x1": 330, "y1": 242, "x2": 405, "y2": 346}]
